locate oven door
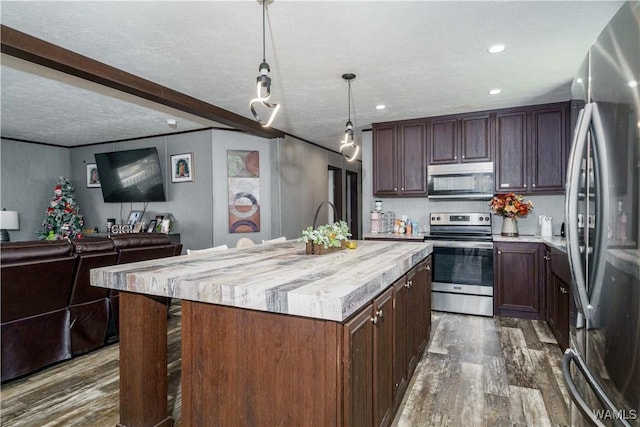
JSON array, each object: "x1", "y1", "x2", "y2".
[{"x1": 429, "y1": 240, "x2": 494, "y2": 294}]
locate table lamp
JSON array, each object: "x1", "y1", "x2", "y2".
[{"x1": 0, "y1": 210, "x2": 20, "y2": 242}]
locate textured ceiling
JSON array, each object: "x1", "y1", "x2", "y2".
[{"x1": 0, "y1": 1, "x2": 626, "y2": 156}]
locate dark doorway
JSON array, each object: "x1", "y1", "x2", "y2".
[
  {"x1": 347, "y1": 170, "x2": 359, "y2": 239},
  {"x1": 328, "y1": 166, "x2": 343, "y2": 223}
]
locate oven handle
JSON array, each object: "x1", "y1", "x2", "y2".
[{"x1": 425, "y1": 240, "x2": 493, "y2": 249}]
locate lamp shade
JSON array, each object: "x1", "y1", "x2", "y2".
[{"x1": 0, "y1": 210, "x2": 20, "y2": 230}]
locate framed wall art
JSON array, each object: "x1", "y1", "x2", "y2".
[
  {"x1": 86, "y1": 163, "x2": 101, "y2": 188},
  {"x1": 227, "y1": 150, "x2": 260, "y2": 233},
  {"x1": 171, "y1": 153, "x2": 194, "y2": 183}
]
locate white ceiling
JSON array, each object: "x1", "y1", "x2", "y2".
[{"x1": 0, "y1": 1, "x2": 625, "y2": 156}]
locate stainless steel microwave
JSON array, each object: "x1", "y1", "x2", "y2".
[{"x1": 427, "y1": 162, "x2": 495, "y2": 199}]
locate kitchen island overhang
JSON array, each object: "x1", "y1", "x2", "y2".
[
  {"x1": 91, "y1": 240, "x2": 432, "y2": 322},
  {"x1": 91, "y1": 240, "x2": 433, "y2": 427}
]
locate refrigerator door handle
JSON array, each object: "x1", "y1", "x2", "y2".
[
  {"x1": 562, "y1": 348, "x2": 632, "y2": 427},
  {"x1": 565, "y1": 104, "x2": 592, "y2": 318},
  {"x1": 585, "y1": 102, "x2": 611, "y2": 321}
]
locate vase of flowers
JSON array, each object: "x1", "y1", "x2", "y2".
[
  {"x1": 299, "y1": 221, "x2": 351, "y2": 255},
  {"x1": 489, "y1": 192, "x2": 534, "y2": 237}
]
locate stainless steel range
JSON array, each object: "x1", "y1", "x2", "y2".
[{"x1": 425, "y1": 212, "x2": 494, "y2": 317}]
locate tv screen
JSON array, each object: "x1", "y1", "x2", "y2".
[{"x1": 95, "y1": 148, "x2": 166, "y2": 203}]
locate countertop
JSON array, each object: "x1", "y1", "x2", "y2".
[
  {"x1": 363, "y1": 232, "x2": 426, "y2": 241},
  {"x1": 91, "y1": 240, "x2": 432, "y2": 322},
  {"x1": 493, "y1": 234, "x2": 567, "y2": 252}
]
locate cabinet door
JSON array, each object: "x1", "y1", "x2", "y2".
[
  {"x1": 373, "y1": 125, "x2": 399, "y2": 196},
  {"x1": 495, "y1": 111, "x2": 528, "y2": 192},
  {"x1": 398, "y1": 122, "x2": 427, "y2": 195},
  {"x1": 344, "y1": 305, "x2": 373, "y2": 427},
  {"x1": 554, "y1": 276, "x2": 570, "y2": 350},
  {"x1": 405, "y1": 268, "x2": 419, "y2": 375},
  {"x1": 415, "y1": 257, "x2": 432, "y2": 354},
  {"x1": 372, "y1": 287, "x2": 394, "y2": 427},
  {"x1": 460, "y1": 114, "x2": 493, "y2": 163},
  {"x1": 429, "y1": 117, "x2": 458, "y2": 164},
  {"x1": 392, "y1": 277, "x2": 408, "y2": 405},
  {"x1": 529, "y1": 105, "x2": 567, "y2": 193},
  {"x1": 494, "y1": 242, "x2": 543, "y2": 319}
]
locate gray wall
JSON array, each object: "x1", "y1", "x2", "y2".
[
  {"x1": 1, "y1": 139, "x2": 72, "y2": 241},
  {"x1": 1, "y1": 130, "x2": 361, "y2": 250},
  {"x1": 277, "y1": 134, "x2": 362, "y2": 240},
  {"x1": 361, "y1": 130, "x2": 566, "y2": 236}
]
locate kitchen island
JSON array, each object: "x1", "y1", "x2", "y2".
[{"x1": 91, "y1": 239, "x2": 432, "y2": 427}]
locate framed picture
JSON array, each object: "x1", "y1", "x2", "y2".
[
  {"x1": 127, "y1": 210, "x2": 143, "y2": 225},
  {"x1": 133, "y1": 222, "x2": 145, "y2": 233},
  {"x1": 146, "y1": 220, "x2": 157, "y2": 233},
  {"x1": 171, "y1": 153, "x2": 194, "y2": 183},
  {"x1": 160, "y1": 218, "x2": 172, "y2": 234},
  {"x1": 86, "y1": 163, "x2": 101, "y2": 188}
]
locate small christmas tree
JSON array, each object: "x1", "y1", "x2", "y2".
[{"x1": 38, "y1": 177, "x2": 84, "y2": 240}]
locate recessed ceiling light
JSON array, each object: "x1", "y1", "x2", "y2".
[
  {"x1": 489, "y1": 89, "x2": 502, "y2": 95},
  {"x1": 488, "y1": 44, "x2": 506, "y2": 54},
  {"x1": 376, "y1": 104, "x2": 386, "y2": 110},
  {"x1": 629, "y1": 80, "x2": 638, "y2": 88}
]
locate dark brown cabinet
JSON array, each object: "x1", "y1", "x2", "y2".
[
  {"x1": 428, "y1": 112, "x2": 493, "y2": 165},
  {"x1": 346, "y1": 256, "x2": 432, "y2": 427},
  {"x1": 372, "y1": 121, "x2": 427, "y2": 197},
  {"x1": 545, "y1": 246, "x2": 571, "y2": 350},
  {"x1": 494, "y1": 242, "x2": 545, "y2": 319},
  {"x1": 495, "y1": 103, "x2": 569, "y2": 194},
  {"x1": 344, "y1": 287, "x2": 394, "y2": 427}
]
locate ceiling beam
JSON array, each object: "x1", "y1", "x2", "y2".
[{"x1": 0, "y1": 25, "x2": 285, "y2": 139}]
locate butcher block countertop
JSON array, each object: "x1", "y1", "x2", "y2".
[{"x1": 91, "y1": 239, "x2": 432, "y2": 322}]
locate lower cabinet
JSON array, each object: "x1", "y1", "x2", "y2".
[
  {"x1": 546, "y1": 246, "x2": 571, "y2": 350},
  {"x1": 494, "y1": 242, "x2": 545, "y2": 319},
  {"x1": 345, "y1": 256, "x2": 432, "y2": 427}
]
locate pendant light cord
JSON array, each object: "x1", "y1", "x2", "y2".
[
  {"x1": 262, "y1": 0, "x2": 266, "y2": 63},
  {"x1": 347, "y1": 79, "x2": 352, "y2": 123}
]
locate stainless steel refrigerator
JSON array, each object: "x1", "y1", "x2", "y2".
[{"x1": 563, "y1": 2, "x2": 640, "y2": 426}]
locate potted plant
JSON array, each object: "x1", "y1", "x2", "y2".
[
  {"x1": 489, "y1": 192, "x2": 534, "y2": 236},
  {"x1": 299, "y1": 221, "x2": 351, "y2": 255}
]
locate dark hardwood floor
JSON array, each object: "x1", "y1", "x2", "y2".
[{"x1": 1, "y1": 304, "x2": 569, "y2": 426}]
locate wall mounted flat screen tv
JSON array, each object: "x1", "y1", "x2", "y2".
[{"x1": 95, "y1": 147, "x2": 166, "y2": 203}]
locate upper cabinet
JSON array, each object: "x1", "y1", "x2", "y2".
[
  {"x1": 373, "y1": 120, "x2": 427, "y2": 197},
  {"x1": 428, "y1": 112, "x2": 493, "y2": 165},
  {"x1": 496, "y1": 103, "x2": 569, "y2": 194},
  {"x1": 372, "y1": 102, "x2": 569, "y2": 198}
]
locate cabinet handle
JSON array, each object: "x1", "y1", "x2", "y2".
[
  {"x1": 544, "y1": 255, "x2": 551, "y2": 261},
  {"x1": 532, "y1": 184, "x2": 536, "y2": 188},
  {"x1": 376, "y1": 309, "x2": 384, "y2": 319},
  {"x1": 500, "y1": 183, "x2": 510, "y2": 188},
  {"x1": 524, "y1": 184, "x2": 527, "y2": 188},
  {"x1": 401, "y1": 187, "x2": 405, "y2": 191},
  {"x1": 498, "y1": 250, "x2": 502, "y2": 255},
  {"x1": 394, "y1": 187, "x2": 397, "y2": 191},
  {"x1": 426, "y1": 265, "x2": 431, "y2": 271},
  {"x1": 404, "y1": 281, "x2": 411, "y2": 288},
  {"x1": 461, "y1": 155, "x2": 465, "y2": 159},
  {"x1": 560, "y1": 287, "x2": 568, "y2": 294},
  {"x1": 371, "y1": 316, "x2": 378, "y2": 324},
  {"x1": 454, "y1": 156, "x2": 457, "y2": 160}
]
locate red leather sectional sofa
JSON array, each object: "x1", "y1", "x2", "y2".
[{"x1": 1, "y1": 234, "x2": 182, "y2": 382}]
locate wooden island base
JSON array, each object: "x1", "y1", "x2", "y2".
[
  {"x1": 99, "y1": 241, "x2": 433, "y2": 427},
  {"x1": 181, "y1": 300, "x2": 343, "y2": 426}
]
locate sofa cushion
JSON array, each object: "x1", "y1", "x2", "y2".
[
  {"x1": 110, "y1": 233, "x2": 171, "y2": 249},
  {"x1": 0, "y1": 240, "x2": 73, "y2": 264}
]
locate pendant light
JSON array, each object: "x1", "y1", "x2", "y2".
[
  {"x1": 339, "y1": 73, "x2": 359, "y2": 162},
  {"x1": 249, "y1": 0, "x2": 280, "y2": 128}
]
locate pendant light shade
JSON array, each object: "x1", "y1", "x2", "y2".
[
  {"x1": 339, "y1": 73, "x2": 359, "y2": 162},
  {"x1": 249, "y1": 0, "x2": 280, "y2": 127}
]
